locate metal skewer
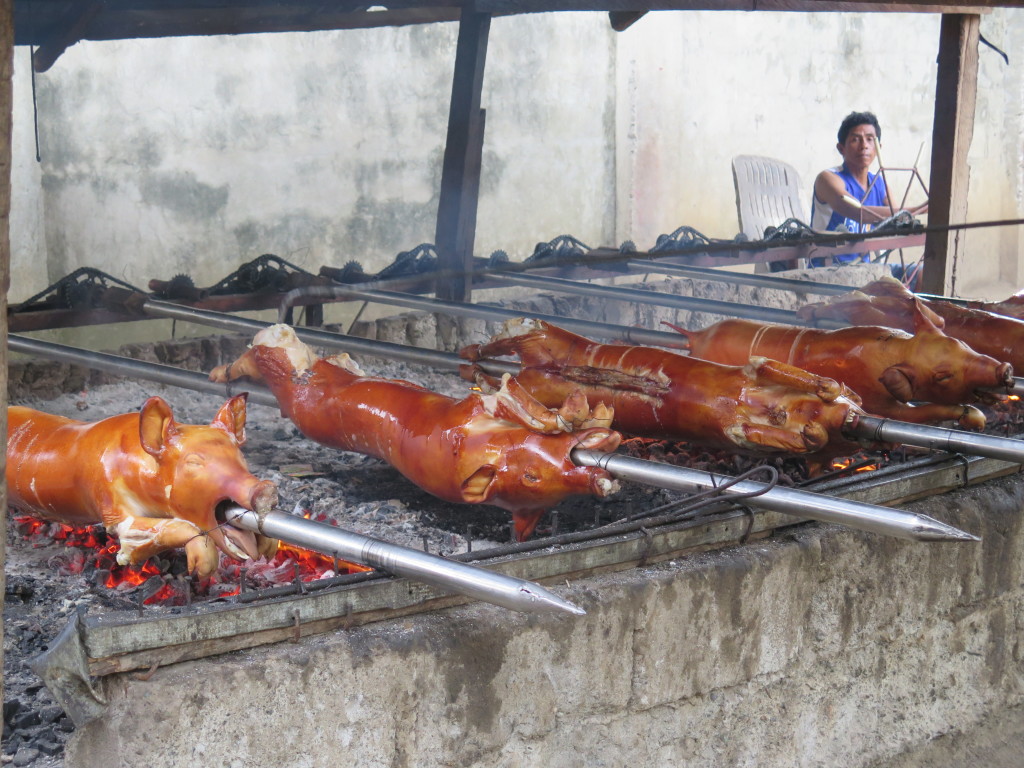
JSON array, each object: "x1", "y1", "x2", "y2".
[
  {"x1": 223, "y1": 505, "x2": 585, "y2": 616},
  {"x1": 851, "y1": 415, "x2": 1024, "y2": 464},
  {"x1": 571, "y1": 449, "x2": 978, "y2": 542}
]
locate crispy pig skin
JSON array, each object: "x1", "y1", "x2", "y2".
[
  {"x1": 209, "y1": 324, "x2": 622, "y2": 541},
  {"x1": 6, "y1": 395, "x2": 279, "y2": 579},
  {"x1": 674, "y1": 294, "x2": 1012, "y2": 430},
  {"x1": 798, "y1": 276, "x2": 1024, "y2": 376},
  {"x1": 460, "y1": 318, "x2": 866, "y2": 458}
]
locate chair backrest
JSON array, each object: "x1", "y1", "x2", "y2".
[{"x1": 731, "y1": 155, "x2": 809, "y2": 240}]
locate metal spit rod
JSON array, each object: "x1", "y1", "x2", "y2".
[
  {"x1": 486, "y1": 271, "x2": 846, "y2": 328},
  {"x1": 8, "y1": 335, "x2": 281, "y2": 409},
  {"x1": 627, "y1": 260, "x2": 858, "y2": 296},
  {"x1": 852, "y1": 415, "x2": 1024, "y2": 464},
  {"x1": 140, "y1": 299, "x2": 518, "y2": 377},
  {"x1": 224, "y1": 506, "x2": 585, "y2": 616},
  {"x1": 277, "y1": 284, "x2": 689, "y2": 350},
  {"x1": 572, "y1": 449, "x2": 978, "y2": 542}
]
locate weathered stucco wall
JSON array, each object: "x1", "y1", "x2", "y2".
[
  {"x1": 64, "y1": 473, "x2": 1024, "y2": 768},
  {"x1": 6, "y1": 10, "x2": 1024, "y2": 305}
]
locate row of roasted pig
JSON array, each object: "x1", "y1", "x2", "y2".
[{"x1": 7, "y1": 278, "x2": 1023, "y2": 578}]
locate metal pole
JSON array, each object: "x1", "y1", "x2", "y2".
[
  {"x1": 571, "y1": 449, "x2": 978, "y2": 542},
  {"x1": 1010, "y1": 378, "x2": 1024, "y2": 397},
  {"x1": 627, "y1": 260, "x2": 858, "y2": 296},
  {"x1": 851, "y1": 415, "x2": 1024, "y2": 465},
  {"x1": 141, "y1": 299, "x2": 518, "y2": 377},
  {"x1": 8, "y1": 335, "x2": 281, "y2": 408},
  {"x1": 487, "y1": 271, "x2": 844, "y2": 328},
  {"x1": 279, "y1": 284, "x2": 689, "y2": 350},
  {"x1": 224, "y1": 506, "x2": 585, "y2": 616}
]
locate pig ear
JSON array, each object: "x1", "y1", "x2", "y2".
[
  {"x1": 910, "y1": 297, "x2": 945, "y2": 333},
  {"x1": 139, "y1": 397, "x2": 177, "y2": 457},
  {"x1": 211, "y1": 394, "x2": 248, "y2": 445},
  {"x1": 879, "y1": 364, "x2": 915, "y2": 403}
]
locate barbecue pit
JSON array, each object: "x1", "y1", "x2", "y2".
[{"x1": 5, "y1": 263, "x2": 1024, "y2": 767}]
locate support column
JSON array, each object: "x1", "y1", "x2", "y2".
[
  {"x1": 434, "y1": 8, "x2": 489, "y2": 303},
  {"x1": 0, "y1": 0, "x2": 14, "y2": 708},
  {"x1": 919, "y1": 13, "x2": 980, "y2": 296}
]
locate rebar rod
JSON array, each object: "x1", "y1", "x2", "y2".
[
  {"x1": 851, "y1": 415, "x2": 1024, "y2": 465},
  {"x1": 224, "y1": 506, "x2": 585, "y2": 615},
  {"x1": 141, "y1": 299, "x2": 518, "y2": 376},
  {"x1": 571, "y1": 449, "x2": 978, "y2": 542},
  {"x1": 487, "y1": 271, "x2": 845, "y2": 328},
  {"x1": 278, "y1": 284, "x2": 689, "y2": 349},
  {"x1": 8, "y1": 335, "x2": 280, "y2": 408},
  {"x1": 627, "y1": 260, "x2": 858, "y2": 296}
]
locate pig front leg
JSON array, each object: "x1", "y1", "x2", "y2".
[
  {"x1": 878, "y1": 402, "x2": 986, "y2": 430},
  {"x1": 745, "y1": 357, "x2": 858, "y2": 405},
  {"x1": 112, "y1": 516, "x2": 221, "y2": 579},
  {"x1": 209, "y1": 348, "x2": 264, "y2": 384}
]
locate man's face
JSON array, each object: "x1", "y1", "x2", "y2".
[{"x1": 837, "y1": 123, "x2": 879, "y2": 171}]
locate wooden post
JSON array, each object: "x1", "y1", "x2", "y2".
[
  {"x1": 0, "y1": 0, "x2": 13, "y2": 708},
  {"x1": 434, "y1": 8, "x2": 489, "y2": 303},
  {"x1": 919, "y1": 13, "x2": 980, "y2": 296}
]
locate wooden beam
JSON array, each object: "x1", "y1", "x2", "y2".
[
  {"x1": 0, "y1": 0, "x2": 12, "y2": 714},
  {"x1": 434, "y1": 8, "x2": 490, "y2": 302},
  {"x1": 919, "y1": 13, "x2": 980, "y2": 295}
]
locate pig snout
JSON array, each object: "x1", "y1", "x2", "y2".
[{"x1": 248, "y1": 479, "x2": 279, "y2": 514}]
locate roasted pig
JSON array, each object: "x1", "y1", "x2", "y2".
[
  {"x1": 670, "y1": 298, "x2": 1012, "y2": 428},
  {"x1": 797, "y1": 276, "x2": 1024, "y2": 374},
  {"x1": 6, "y1": 395, "x2": 279, "y2": 579},
  {"x1": 209, "y1": 324, "x2": 622, "y2": 541},
  {"x1": 460, "y1": 318, "x2": 867, "y2": 459}
]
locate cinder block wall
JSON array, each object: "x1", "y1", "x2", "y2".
[{"x1": 66, "y1": 474, "x2": 1024, "y2": 767}]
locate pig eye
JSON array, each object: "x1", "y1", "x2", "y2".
[
  {"x1": 523, "y1": 472, "x2": 541, "y2": 484},
  {"x1": 185, "y1": 454, "x2": 204, "y2": 468},
  {"x1": 933, "y1": 371, "x2": 954, "y2": 383}
]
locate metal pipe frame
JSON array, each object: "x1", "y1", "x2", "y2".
[
  {"x1": 140, "y1": 298, "x2": 519, "y2": 377},
  {"x1": 571, "y1": 449, "x2": 977, "y2": 542},
  {"x1": 626, "y1": 260, "x2": 858, "y2": 296},
  {"x1": 225, "y1": 506, "x2": 584, "y2": 615},
  {"x1": 486, "y1": 271, "x2": 845, "y2": 328},
  {"x1": 278, "y1": 284, "x2": 690, "y2": 350}
]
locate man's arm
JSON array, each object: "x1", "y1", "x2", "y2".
[
  {"x1": 814, "y1": 171, "x2": 928, "y2": 222},
  {"x1": 813, "y1": 170, "x2": 893, "y2": 224}
]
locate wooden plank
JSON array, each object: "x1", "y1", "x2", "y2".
[
  {"x1": 0, "y1": 0, "x2": 12, "y2": 712},
  {"x1": 434, "y1": 8, "x2": 490, "y2": 302},
  {"x1": 919, "y1": 14, "x2": 980, "y2": 295}
]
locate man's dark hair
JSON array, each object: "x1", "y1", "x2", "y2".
[{"x1": 837, "y1": 111, "x2": 881, "y2": 144}]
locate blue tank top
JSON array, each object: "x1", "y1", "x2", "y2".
[{"x1": 810, "y1": 165, "x2": 888, "y2": 266}]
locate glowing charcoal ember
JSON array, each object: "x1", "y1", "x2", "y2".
[
  {"x1": 210, "y1": 324, "x2": 623, "y2": 541},
  {"x1": 6, "y1": 395, "x2": 280, "y2": 580}
]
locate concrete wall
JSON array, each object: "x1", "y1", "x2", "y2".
[
  {"x1": 7, "y1": 9, "x2": 1024, "y2": 305},
  {"x1": 65, "y1": 472, "x2": 1024, "y2": 767}
]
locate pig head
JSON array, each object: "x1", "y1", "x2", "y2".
[{"x1": 6, "y1": 395, "x2": 279, "y2": 579}]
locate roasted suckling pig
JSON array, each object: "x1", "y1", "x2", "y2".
[
  {"x1": 797, "y1": 276, "x2": 1024, "y2": 374},
  {"x1": 670, "y1": 298, "x2": 1012, "y2": 428},
  {"x1": 6, "y1": 395, "x2": 279, "y2": 579},
  {"x1": 460, "y1": 318, "x2": 867, "y2": 459},
  {"x1": 209, "y1": 324, "x2": 622, "y2": 541},
  {"x1": 965, "y1": 289, "x2": 1024, "y2": 321}
]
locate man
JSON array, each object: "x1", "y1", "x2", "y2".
[{"x1": 809, "y1": 111, "x2": 927, "y2": 267}]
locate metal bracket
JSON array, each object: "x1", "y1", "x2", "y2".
[{"x1": 30, "y1": 612, "x2": 107, "y2": 726}]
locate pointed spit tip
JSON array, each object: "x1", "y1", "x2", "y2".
[
  {"x1": 518, "y1": 585, "x2": 587, "y2": 616},
  {"x1": 914, "y1": 516, "x2": 981, "y2": 542}
]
